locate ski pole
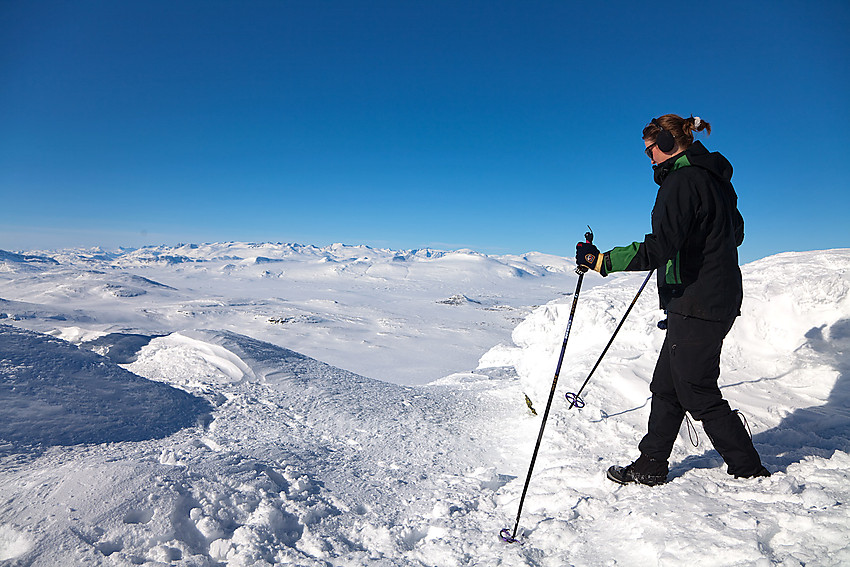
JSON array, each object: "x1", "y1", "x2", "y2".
[
  {"x1": 565, "y1": 269, "x2": 655, "y2": 409},
  {"x1": 500, "y1": 229, "x2": 593, "y2": 544}
]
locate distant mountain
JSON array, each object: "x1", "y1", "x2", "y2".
[{"x1": 0, "y1": 249, "x2": 59, "y2": 265}]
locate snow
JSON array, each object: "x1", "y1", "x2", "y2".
[
  {"x1": 1, "y1": 243, "x2": 849, "y2": 566},
  {"x1": 2, "y1": 243, "x2": 585, "y2": 386}
]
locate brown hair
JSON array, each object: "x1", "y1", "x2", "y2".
[{"x1": 642, "y1": 114, "x2": 711, "y2": 150}]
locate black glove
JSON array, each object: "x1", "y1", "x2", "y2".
[{"x1": 576, "y1": 241, "x2": 603, "y2": 273}]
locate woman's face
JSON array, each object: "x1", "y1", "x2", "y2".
[{"x1": 644, "y1": 139, "x2": 661, "y2": 165}]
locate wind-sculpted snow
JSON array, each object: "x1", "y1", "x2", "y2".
[
  {"x1": 0, "y1": 326, "x2": 520, "y2": 565},
  {"x1": 0, "y1": 325, "x2": 211, "y2": 453},
  {"x1": 0, "y1": 245, "x2": 848, "y2": 566}
]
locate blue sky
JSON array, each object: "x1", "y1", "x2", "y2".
[{"x1": 1, "y1": 1, "x2": 848, "y2": 263}]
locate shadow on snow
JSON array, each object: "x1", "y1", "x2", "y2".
[
  {"x1": 671, "y1": 318, "x2": 850, "y2": 478},
  {"x1": 0, "y1": 325, "x2": 212, "y2": 455}
]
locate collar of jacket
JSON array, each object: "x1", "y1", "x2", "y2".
[{"x1": 652, "y1": 140, "x2": 707, "y2": 186}]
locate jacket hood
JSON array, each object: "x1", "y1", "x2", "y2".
[{"x1": 653, "y1": 141, "x2": 734, "y2": 186}]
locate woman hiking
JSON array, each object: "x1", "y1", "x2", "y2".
[{"x1": 576, "y1": 114, "x2": 770, "y2": 485}]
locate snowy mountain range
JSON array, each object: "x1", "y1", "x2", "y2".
[{"x1": 1, "y1": 243, "x2": 848, "y2": 566}]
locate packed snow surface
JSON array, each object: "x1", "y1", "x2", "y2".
[{"x1": 1, "y1": 243, "x2": 848, "y2": 566}]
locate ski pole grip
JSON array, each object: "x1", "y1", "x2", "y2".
[{"x1": 575, "y1": 226, "x2": 594, "y2": 274}]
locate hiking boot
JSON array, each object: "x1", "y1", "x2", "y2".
[
  {"x1": 734, "y1": 465, "x2": 771, "y2": 479},
  {"x1": 606, "y1": 454, "x2": 668, "y2": 486}
]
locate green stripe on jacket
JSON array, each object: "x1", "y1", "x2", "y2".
[{"x1": 665, "y1": 253, "x2": 682, "y2": 284}]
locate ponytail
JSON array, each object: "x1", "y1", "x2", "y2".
[
  {"x1": 683, "y1": 115, "x2": 711, "y2": 138},
  {"x1": 643, "y1": 114, "x2": 711, "y2": 150}
]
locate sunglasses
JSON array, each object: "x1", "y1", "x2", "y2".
[{"x1": 645, "y1": 142, "x2": 657, "y2": 158}]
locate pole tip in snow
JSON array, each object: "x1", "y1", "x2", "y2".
[
  {"x1": 500, "y1": 528, "x2": 520, "y2": 544},
  {"x1": 565, "y1": 392, "x2": 585, "y2": 409}
]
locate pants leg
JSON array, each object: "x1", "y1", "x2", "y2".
[
  {"x1": 702, "y1": 411, "x2": 766, "y2": 477},
  {"x1": 665, "y1": 312, "x2": 733, "y2": 423},
  {"x1": 638, "y1": 333, "x2": 685, "y2": 462}
]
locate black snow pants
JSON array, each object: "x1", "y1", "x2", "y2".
[{"x1": 637, "y1": 312, "x2": 765, "y2": 477}]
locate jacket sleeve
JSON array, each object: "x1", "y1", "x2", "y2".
[{"x1": 601, "y1": 174, "x2": 699, "y2": 275}]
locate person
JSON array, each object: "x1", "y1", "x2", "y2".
[{"x1": 576, "y1": 114, "x2": 770, "y2": 485}]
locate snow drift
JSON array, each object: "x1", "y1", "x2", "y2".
[{"x1": 0, "y1": 325, "x2": 211, "y2": 453}]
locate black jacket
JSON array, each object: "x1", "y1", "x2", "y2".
[{"x1": 602, "y1": 141, "x2": 744, "y2": 321}]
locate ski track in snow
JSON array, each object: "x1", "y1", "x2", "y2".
[{"x1": 1, "y1": 243, "x2": 849, "y2": 566}]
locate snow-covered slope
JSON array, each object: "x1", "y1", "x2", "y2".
[{"x1": 1, "y1": 245, "x2": 848, "y2": 566}]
